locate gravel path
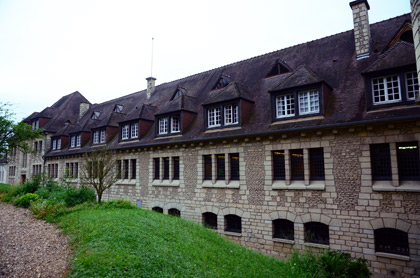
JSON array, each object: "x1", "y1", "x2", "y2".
[{"x1": 0, "y1": 202, "x2": 71, "y2": 278}]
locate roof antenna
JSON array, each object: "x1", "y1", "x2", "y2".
[
  {"x1": 151, "y1": 37, "x2": 154, "y2": 77},
  {"x1": 146, "y1": 37, "x2": 156, "y2": 99}
]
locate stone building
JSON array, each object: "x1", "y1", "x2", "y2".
[{"x1": 6, "y1": 1, "x2": 420, "y2": 277}]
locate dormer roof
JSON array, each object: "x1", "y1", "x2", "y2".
[
  {"x1": 363, "y1": 41, "x2": 415, "y2": 74},
  {"x1": 269, "y1": 65, "x2": 326, "y2": 92},
  {"x1": 124, "y1": 104, "x2": 156, "y2": 122},
  {"x1": 156, "y1": 94, "x2": 197, "y2": 115},
  {"x1": 203, "y1": 81, "x2": 253, "y2": 105}
]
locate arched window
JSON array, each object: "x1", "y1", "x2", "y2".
[
  {"x1": 225, "y1": 214, "x2": 241, "y2": 233},
  {"x1": 273, "y1": 219, "x2": 294, "y2": 240},
  {"x1": 203, "y1": 212, "x2": 217, "y2": 230},
  {"x1": 374, "y1": 228, "x2": 409, "y2": 256},
  {"x1": 304, "y1": 222, "x2": 329, "y2": 245},
  {"x1": 168, "y1": 208, "x2": 181, "y2": 217},
  {"x1": 152, "y1": 207, "x2": 163, "y2": 213}
]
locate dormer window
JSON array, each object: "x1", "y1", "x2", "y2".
[
  {"x1": 158, "y1": 118, "x2": 168, "y2": 134},
  {"x1": 272, "y1": 87, "x2": 323, "y2": 121},
  {"x1": 71, "y1": 136, "x2": 75, "y2": 148},
  {"x1": 120, "y1": 122, "x2": 139, "y2": 141},
  {"x1": 93, "y1": 131, "x2": 100, "y2": 144},
  {"x1": 372, "y1": 75, "x2": 401, "y2": 105},
  {"x1": 172, "y1": 90, "x2": 184, "y2": 100},
  {"x1": 91, "y1": 111, "x2": 101, "y2": 119},
  {"x1": 52, "y1": 140, "x2": 57, "y2": 150},
  {"x1": 51, "y1": 138, "x2": 61, "y2": 150},
  {"x1": 206, "y1": 103, "x2": 240, "y2": 129},
  {"x1": 76, "y1": 134, "x2": 81, "y2": 147},
  {"x1": 100, "y1": 130, "x2": 106, "y2": 143},
  {"x1": 214, "y1": 77, "x2": 229, "y2": 90},
  {"x1": 406, "y1": 72, "x2": 418, "y2": 100},
  {"x1": 266, "y1": 62, "x2": 291, "y2": 78},
  {"x1": 114, "y1": 105, "x2": 123, "y2": 113},
  {"x1": 171, "y1": 116, "x2": 180, "y2": 133},
  {"x1": 32, "y1": 119, "x2": 39, "y2": 130},
  {"x1": 92, "y1": 129, "x2": 106, "y2": 145}
]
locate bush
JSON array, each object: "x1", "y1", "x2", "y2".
[
  {"x1": 14, "y1": 193, "x2": 40, "y2": 208},
  {"x1": 285, "y1": 250, "x2": 370, "y2": 278},
  {"x1": 63, "y1": 186, "x2": 96, "y2": 207},
  {"x1": 11, "y1": 181, "x2": 41, "y2": 197},
  {"x1": 0, "y1": 184, "x2": 12, "y2": 194},
  {"x1": 30, "y1": 199, "x2": 67, "y2": 221},
  {"x1": 101, "y1": 200, "x2": 136, "y2": 209}
]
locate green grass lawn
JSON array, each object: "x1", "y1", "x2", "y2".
[
  {"x1": 0, "y1": 183, "x2": 12, "y2": 194},
  {"x1": 59, "y1": 207, "x2": 288, "y2": 278}
]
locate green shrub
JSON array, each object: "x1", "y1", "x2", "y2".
[
  {"x1": 14, "y1": 193, "x2": 40, "y2": 208},
  {"x1": 285, "y1": 250, "x2": 370, "y2": 278},
  {"x1": 63, "y1": 186, "x2": 96, "y2": 207},
  {"x1": 101, "y1": 199, "x2": 136, "y2": 209},
  {"x1": 0, "y1": 184, "x2": 12, "y2": 194},
  {"x1": 30, "y1": 199, "x2": 67, "y2": 221},
  {"x1": 11, "y1": 181, "x2": 40, "y2": 197}
]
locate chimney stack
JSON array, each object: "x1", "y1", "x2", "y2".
[
  {"x1": 146, "y1": 77, "x2": 156, "y2": 99},
  {"x1": 79, "y1": 102, "x2": 90, "y2": 118},
  {"x1": 350, "y1": 0, "x2": 371, "y2": 59}
]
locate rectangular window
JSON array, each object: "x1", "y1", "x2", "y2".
[
  {"x1": 224, "y1": 104, "x2": 239, "y2": 125},
  {"x1": 208, "y1": 107, "x2": 221, "y2": 127},
  {"x1": 372, "y1": 75, "x2": 401, "y2": 104},
  {"x1": 171, "y1": 116, "x2": 181, "y2": 133},
  {"x1": 290, "y1": 149, "x2": 304, "y2": 180},
  {"x1": 34, "y1": 142, "x2": 38, "y2": 152},
  {"x1": 406, "y1": 72, "x2": 418, "y2": 100},
  {"x1": 370, "y1": 143, "x2": 392, "y2": 180},
  {"x1": 71, "y1": 136, "x2": 75, "y2": 148},
  {"x1": 131, "y1": 123, "x2": 139, "y2": 138},
  {"x1": 116, "y1": 160, "x2": 122, "y2": 179},
  {"x1": 52, "y1": 139, "x2": 57, "y2": 150},
  {"x1": 100, "y1": 130, "x2": 106, "y2": 143},
  {"x1": 159, "y1": 118, "x2": 168, "y2": 134},
  {"x1": 397, "y1": 142, "x2": 420, "y2": 181},
  {"x1": 122, "y1": 125, "x2": 129, "y2": 140},
  {"x1": 173, "y1": 157, "x2": 180, "y2": 180},
  {"x1": 93, "y1": 131, "x2": 99, "y2": 144},
  {"x1": 216, "y1": 154, "x2": 225, "y2": 180},
  {"x1": 204, "y1": 155, "x2": 212, "y2": 180},
  {"x1": 273, "y1": 150, "x2": 285, "y2": 180},
  {"x1": 74, "y1": 162, "x2": 78, "y2": 178},
  {"x1": 39, "y1": 141, "x2": 42, "y2": 152},
  {"x1": 163, "y1": 157, "x2": 170, "y2": 180},
  {"x1": 299, "y1": 90, "x2": 319, "y2": 115},
  {"x1": 123, "y1": 159, "x2": 129, "y2": 179},
  {"x1": 309, "y1": 148, "x2": 325, "y2": 180},
  {"x1": 131, "y1": 159, "x2": 136, "y2": 179},
  {"x1": 76, "y1": 135, "x2": 81, "y2": 147},
  {"x1": 57, "y1": 139, "x2": 61, "y2": 150},
  {"x1": 230, "y1": 153, "x2": 240, "y2": 180},
  {"x1": 276, "y1": 94, "x2": 295, "y2": 118},
  {"x1": 22, "y1": 153, "x2": 27, "y2": 168},
  {"x1": 154, "y1": 158, "x2": 160, "y2": 180}
]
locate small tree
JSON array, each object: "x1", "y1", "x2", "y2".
[
  {"x1": 80, "y1": 147, "x2": 120, "y2": 203},
  {"x1": 0, "y1": 103, "x2": 44, "y2": 158}
]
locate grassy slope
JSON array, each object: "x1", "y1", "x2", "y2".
[{"x1": 59, "y1": 208, "x2": 288, "y2": 278}]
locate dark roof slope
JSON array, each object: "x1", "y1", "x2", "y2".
[{"x1": 43, "y1": 13, "x2": 420, "y2": 157}]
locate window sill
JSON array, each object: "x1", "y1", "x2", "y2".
[
  {"x1": 272, "y1": 180, "x2": 325, "y2": 190},
  {"x1": 223, "y1": 231, "x2": 242, "y2": 237},
  {"x1": 304, "y1": 242, "x2": 329, "y2": 249},
  {"x1": 273, "y1": 238, "x2": 295, "y2": 244},
  {"x1": 152, "y1": 180, "x2": 180, "y2": 187},
  {"x1": 116, "y1": 179, "x2": 137, "y2": 186},
  {"x1": 375, "y1": 252, "x2": 410, "y2": 261},
  {"x1": 204, "y1": 126, "x2": 242, "y2": 134},
  {"x1": 202, "y1": 180, "x2": 240, "y2": 189},
  {"x1": 373, "y1": 181, "x2": 420, "y2": 192},
  {"x1": 271, "y1": 115, "x2": 324, "y2": 125},
  {"x1": 154, "y1": 134, "x2": 182, "y2": 139}
]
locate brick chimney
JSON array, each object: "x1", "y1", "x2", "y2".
[
  {"x1": 350, "y1": 0, "x2": 371, "y2": 59},
  {"x1": 79, "y1": 102, "x2": 90, "y2": 118},
  {"x1": 146, "y1": 77, "x2": 156, "y2": 99}
]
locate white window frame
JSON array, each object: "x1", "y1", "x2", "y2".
[
  {"x1": 76, "y1": 135, "x2": 81, "y2": 147},
  {"x1": 70, "y1": 136, "x2": 75, "y2": 148},
  {"x1": 298, "y1": 90, "x2": 320, "y2": 115},
  {"x1": 276, "y1": 94, "x2": 295, "y2": 118},
  {"x1": 122, "y1": 125, "x2": 129, "y2": 140},
  {"x1": 159, "y1": 118, "x2": 168, "y2": 134},
  {"x1": 372, "y1": 75, "x2": 401, "y2": 105},
  {"x1": 131, "y1": 123, "x2": 139, "y2": 138},
  {"x1": 406, "y1": 72, "x2": 418, "y2": 101},
  {"x1": 93, "y1": 131, "x2": 99, "y2": 144},
  {"x1": 100, "y1": 130, "x2": 106, "y2": 143},
  {"x1": 171, "y1": 116, "x2": 180, "y2": 133},
  {"x1": 208, "y1": 107, "x2": 221, "y2": 128},
  {"x1": 52, "y1": 139, "x2": 57, "y2": 150},
  {"x1": 57, "y1": 139, "x2": 61, "y2": 150},
  {"x1": 224, "y1": 104, "x2": 239, "y2": 125}
]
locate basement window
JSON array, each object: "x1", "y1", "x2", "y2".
[
  {"x1": 225, "y1": 214, "x2": 241, "y2": 233},
  {"x1": 203, "y1": 212, "x2": 217, "y2": 230},
  {"x1": 304, "y1": 222, "x2": 329, "y2": 245},
  {"x1": 375, "y1": 228, "x2": 409, "y2": 256}
]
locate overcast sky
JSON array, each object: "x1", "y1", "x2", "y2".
[{"x1": 0, "y1": 0, "x2": 411, "y2": 121}]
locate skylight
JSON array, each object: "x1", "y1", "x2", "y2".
[
  {"x1": 114, "y1": 104, "x2": 123, "y2": 113},
  {"x1": 91, "y1": 111, "x2": 101, "y2": 119}
]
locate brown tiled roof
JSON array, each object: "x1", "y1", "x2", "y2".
[{"x1": 43, "y1": 13, "x2": 420, "y2": 157}]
